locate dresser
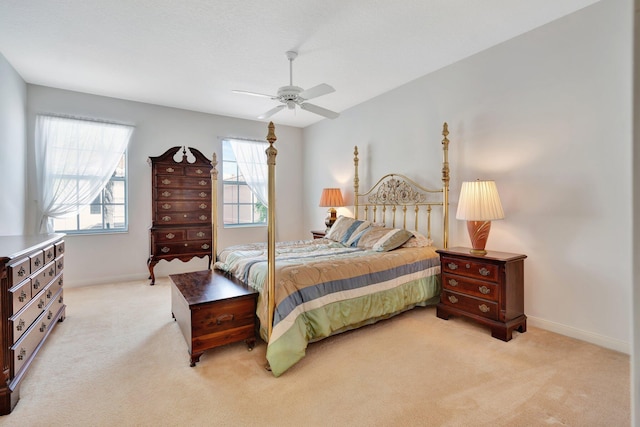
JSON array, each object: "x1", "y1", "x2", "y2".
[
  {"x1": 436, "y1": 247, "x2": 527, "y2": 341},
  {"x1": 147, "y1": 147, "x2": 213, "y2": 285},
  {"x1": 0, "y1": 234, "x2": 66, "y2": 414}
]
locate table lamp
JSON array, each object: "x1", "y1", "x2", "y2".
[
  {"x1": 319, "y1": 188, "x2": 345, "y2": 230},
  {"x1": 456, "y1": 180, "x2": 504, "y2": 255}
]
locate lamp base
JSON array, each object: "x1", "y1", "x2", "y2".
[
  {"x1": 325, "y1": 208, "x2": 338, "y2": 230},
  {"x1": 467, "y1": 220, "x2": 492, "y2": 256}
]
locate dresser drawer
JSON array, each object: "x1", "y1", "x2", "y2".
[
  {"x1": 155, "y1": 188, "x2": 210, "y2": 201},
  {"x1": 8, "y1": 257, "x2": 31, "y2": 286},
  {"x1": 46, "y1": 288, "x2": 65, "y2": 323},
  {"x1": 9, "y1": 279, "x2": 32, "y2": 314},
  {"x1": 153, "y1": 229, "x2": 187, "y2": 242},
  {"x1": 155, "y1": 212, "x2": 210, "y2": 225},
  {"x1": 442, "y1": 273, "x2": 498, "y2": 301},
  {"x1": 441, "y1": 256, "x2": 499, "y2": 282},
  {"x1": 30, "y1": 251, "x2": 45, "y2": 272},
  {"x1": 441, "y1": 290, "x2": 498, "y2": 321},
  {"x1": 184, "y1": 165, "x2": 211, "y2": 177},
  {"x1": 32, "y1": 261, "x2": 56, "y2": 295},
  {"x1": 55, "y1": 240, "x2": 65, "y2": 257},
  {"x1": 155, "y1": 164, "x2": 185, "y2": 175},
  {"x1": 155, "y1": 175, "x2": 210, "y2": 189},
  {"x1": 187, "y1": 228, "x2": 211, "y2": 241},
  {"x1": 155, "y1": 201, "x2": 209, "y2": 213},
  {"x1": 44, "y1": 274, "x2": 63, "y2": 305},
  {"x1": 12, "y1": 310, "x2": 49, "y2": 376},
  {"x1": 55, "y1": 254, "x2": 64, "y2": 275},
  {"x1": 43, "y1": 244, "x2": 55, "y2": 264},
  {"x1": 11, "y1": 292, "x2": 47, "y2": 342},
  {"x1": 154, "y1": 241, "x2": 212, "y2": 256}
]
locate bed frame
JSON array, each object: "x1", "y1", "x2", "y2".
[{"x1": 209, "y1": 121, "x2": 451, "y2": 346}]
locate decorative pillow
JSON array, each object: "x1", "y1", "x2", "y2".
[
  {"x1": 325, "y1": 216, "x2": 371, "y2": 245},
  {"x1": 400, "y1": 231, "x2": 434, "y2": 248},
  {"x1": 355, "y1": 227, "x2": 413, "y2": 252}
]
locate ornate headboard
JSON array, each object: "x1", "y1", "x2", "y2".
[{"x1": 353, "y1": 122, "x2": 450, "y2": 248}]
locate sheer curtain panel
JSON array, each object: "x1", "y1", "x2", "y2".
[
  {"x1": 227, "y1": 139, "x2": 269, "y2": 206},
  {"x1": 35, "y1": 115, "x2": 134, "y2": 233}
]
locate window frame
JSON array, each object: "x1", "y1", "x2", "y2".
[
  {"x1": 222, "y1": 139, "x2": 267, "y2": 228},
  {"x1": 52, "y1": 150, "x2": 129, "y2": 235}
]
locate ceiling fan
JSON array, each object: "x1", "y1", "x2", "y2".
[{"x1": 233, "y1": 51, "x2": 339, "y2": 120}]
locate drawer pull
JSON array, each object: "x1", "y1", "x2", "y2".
[
  {"x1": 196, "y1": 168, "x2": 203, "y2": 174},
  {"x1": 17, "y1": 348, "x2": 26, "y2": 361},
  {"x1": 19, "y1": 290, "x2": 27, "y2": 302},
  {"x1": 16, "y1": 319, "x2": 25, "y2": 331},
  {"x1": 34, "y1": 258, "x2": 41, "y2": 267},
  {"x1": 48, "y1": 267, "x2": 55, "y2": 277},
  {"x1": 199, "y1": 192, "x2": 207, "y2": 198},
  {"x1": 40, "y1": 322, "x2": 47, "y2": 332},
  {"x1": 199, "y1": 215, "x2": 207, "y2": 220},
  {"x1": 57, "y1": 260, "x2": 63, "y2": 270},
  {"x1": 58, "y1": 244, "x2": 64, "y2": 253},
  {"x1": 184, "y1": 214, "x2": 188, "y2": 218},
  {"x1": 196, "y1": 231, "x2": 205, "y2": 238},
  {"x1": 479, "y1": 267, "x2": 490, "y2": 276},
  {"x1": 162, "y1": 191, "x2": 171, "y2": 197},
  {"x1": 47, "y1": 290, "x2": 53, "y2": 299},
  {"x1": 166, "y1": 167, "x2": 175, "y2": 173},
  {"x1": 161, "y1": 247, "x2": 171, "y2": 253},
  {"x1": 479, "y1": 285, "x2": 490, "y2": 295},
  {"x1": 199, "y1": 180, "x2": 207, "y2": 186},
  {"x1": 166, "y1": 233, "x2": 175, "y2": 239},
  {"x1": 162, "y1": 216, "x2": 172, "y2": 222},
  {"x1": 18, "y1": 266, "x2": 26, "y2": 277},
  {"x1": 184, "y1": 244, "x2": 188, "y2": 247},
  {"x1": 478, "y1": 304, "x2": 490, "y2": 313},
  {"x1": 448, "y1": 279, "x2": 458, "y2": 287},
  {"x1": 46, "y1": 251, "x2": 53, "y2": 260},
  {"x1": 38, "y1": 299, "x2": 45, "y2": 309},
  {"x1": 162, "y1": 203, "x2": 172, "y2": 210},
  {"x1": 447, "y1": 262, "x2": 458, "y2": 270},
  {"x1": 201, "y1": 244, "x2": 210, "y2": 250},
  {"x1": 199, "y1": 203, "x2": 207, "y2": 209},
  {"x1": 448, "y1": 295, "x2": 458, "y2": 304},
  {"x1": 216, "y1": 313, "x2": 234, "y2": 325},
  {"x1": 34, "y1": 279, "x2": 41, "y2": 289},
  {"x1": 48, "y1": 310, "x2": 53, "y2": 320},
  {"x1": 58, "y1": 277, "x2": 63, "y2": 287},
  {"x1": 162, "y1": 178, "x2": 171, "y2": 185}
]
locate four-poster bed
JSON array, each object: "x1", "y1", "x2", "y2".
[{"x1": 206, "y1": 122, "x2": 452, "y2": 376}]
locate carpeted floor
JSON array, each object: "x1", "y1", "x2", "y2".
[{"x1": 0, "y1": 278, "x2": 630, "y2": 426}]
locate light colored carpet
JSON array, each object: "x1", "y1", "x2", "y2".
[{"x1": 0, "y1": 278, "x2": 630, "y2": 426}]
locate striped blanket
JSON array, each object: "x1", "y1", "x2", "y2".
[{"x1": 215, "y1": 239, "x2": 441, "y2": 376}]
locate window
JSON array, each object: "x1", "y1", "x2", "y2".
[
  {"x1": 222, "y1": 139, "x2": 268, "y2": 227},
  {"x1": 35, "y1": 115, "x2": 134, "y2": 234},
  {"x1": 52, "y1": 153, "x2": 128, "y2": 233}
]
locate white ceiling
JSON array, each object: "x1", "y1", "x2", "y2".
[{"x1": 0, "y1": 0, "x2": 599, "y2": 128}]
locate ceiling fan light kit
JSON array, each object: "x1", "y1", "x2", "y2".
[{"x1": 234, "y1": 51, "x2": 340, "y2": 120}]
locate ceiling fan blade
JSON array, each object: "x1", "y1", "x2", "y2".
[
  {"x1": 232, "y1": 89, "x2": 277, "y2": 99},
  {"x1": 300, "y1": 102, "x2": 340, "y2": 119},
  {"x1": 298, "y1": 83, "x2": 335, "y2": 101},
  {"x1": 257, "y1": 104, "x2": 286, "y2": 119}
]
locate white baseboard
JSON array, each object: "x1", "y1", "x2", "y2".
[
  {"x1": 528, "y1": 315, "x2": 630, "y2": 355},
  {"x1": 65, "y1": 273, "x2": 150, "y2": 288}
]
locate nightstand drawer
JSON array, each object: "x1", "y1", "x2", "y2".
[
  {"x1": 441, "y1": 290, "x2": 498, "y2": 320},
  {"x1": 441, "y1": 256, "x2": 499, "y2": 282},
  {"x1": 442, "y1": 273, "x2": 498, "y2": 301}
]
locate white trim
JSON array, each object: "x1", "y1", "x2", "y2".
[{"x1": 528, "y1": 315, "x2": 630, "y2": 355}]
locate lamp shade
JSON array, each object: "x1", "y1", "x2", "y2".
[
  {"x1": 456, "y1": 180, "x2": 504, "y2": 221},
  {"x1": 319, "y1": 188, "x2": 345, "y2": 207}
]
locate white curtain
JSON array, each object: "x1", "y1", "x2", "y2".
[
  {"x1": 35, "y1": 115, "x2": 134, "y2": 233},
  {"x1": 227, "y1": 139, "x2": 269, "y2": 206}
]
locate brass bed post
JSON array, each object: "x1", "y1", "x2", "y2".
[
  {"x1": 441, "y1": 122, "x2": 450, "y2": 248},
  {"x1": 210, "y1": 152, "x2": 218, "y2": 265},
  {"x1": 266, "y1": 122, "x2": 278, "y2": 341},
  {"x1": 353, "y1": 146, "x2": 359, "y2": 220}
]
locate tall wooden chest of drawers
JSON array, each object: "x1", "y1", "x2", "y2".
[
  {"x1": 436, "y1": 247, "x2": 527, "y2": 341},
  {"x1": 147, "y1": 146, "x2": 213, "y2": 285},
  {"x1": 0, "y1": 233, "x2": 66, "y2": 414}
]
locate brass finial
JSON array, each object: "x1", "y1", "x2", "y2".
[{"x1": 266, "y1": 121, "x2": 277, "y2": 144}]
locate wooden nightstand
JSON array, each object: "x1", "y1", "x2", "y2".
[
  {"x1": 436, "y1": 247, "x2": 527, "y2": 341},
  {"x1": 311, "y1": 230, "x2": 326, "y2": 239}
]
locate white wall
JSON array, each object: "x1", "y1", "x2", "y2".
[
  {"x1": 25, "y1": 86, "x2": 304, "y2": 286},
  {"x1": 0, "y1": 53, "x2": 27, "y2": 235},
  {"x1": 632, "y1": 1, "x2": 639, "y2": 424},
  {"x1": 303, "y1": 0, "x2": 633, "y2": 353}
]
